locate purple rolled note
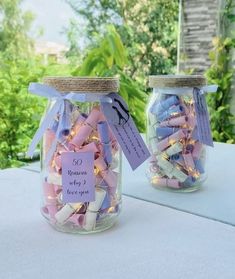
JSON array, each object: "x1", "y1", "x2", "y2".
[
  {"x1": 97, "y1": 121, "x2": 112, "y2": 165},
  {"x1": 156, "y1": 127, "x2": 179, "y2": 140},
  {"x1": 194, "y1": 159, "x2": 204, "y2": 174},
  {"x1": 60, "y1": 100, "x2": 73, "y2": 136},
  {"x1": 158, "y1": 105, "x2": 184, "y2": 122},
  {"x1": 151, "y1": 95, "x2": 180, "y2": 115},
  {"x1": 181, "y1": 176, "x2": 196, "y2": 187},
  {"x1": 100, "y1": 190, "x2": 111, "y2": 210}
]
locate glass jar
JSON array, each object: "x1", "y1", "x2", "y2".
[
  {"x1": 40, "y1": 77, "x2": 121, "y2": 233},
  {"x1": 146, "y1": 75, "x2": 208, "y2": 192}
]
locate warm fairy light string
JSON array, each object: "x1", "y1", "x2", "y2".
[{"x1": 149, "y1": 85, "x2": 217, "y2": 189}]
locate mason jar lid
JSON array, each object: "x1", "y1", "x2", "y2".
[
  {"x1": 149, "y1": 75, "x2": 206, "y2": 88},
  {"x1": 43, "y1": 77, "x2": 119, "y2": 93}
]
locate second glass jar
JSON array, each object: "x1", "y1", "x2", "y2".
[{"x1": 146, "y1": 75, "x2": 207, "y2": 192}]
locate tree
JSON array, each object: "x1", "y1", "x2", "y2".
[
  {"x1": 205, "y1": 0, "x2": 235, "y2": 143},
  {"x1": 0, "y1": 0, "x2": 34, "y2": 59},
  {"x1": 72, "y1": 25, "x2": 147, "y2": 132},
  {"x1": 0, "y1": 0, "x2": 46, "y2": 168},
  {"x1": 66, "y1": 0, "x2": 179, "y2": 80}
]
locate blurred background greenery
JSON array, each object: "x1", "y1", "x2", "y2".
[{"x1": 0, "y1": 0, "x2": 234, "y2": 169}]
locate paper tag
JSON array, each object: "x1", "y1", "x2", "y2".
[
  {"x1": 100, "y1": 93, "x2": 150, "y2": 170},
  {"x1": 193, "y1": 88, "x2": 214, "y2": 147},
  {"x1": 61, "y1": 152, "x2": 95, "y2": 203}
]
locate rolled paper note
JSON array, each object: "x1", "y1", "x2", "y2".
[
  {"x1": 94, "y1": 156, "x2": 117, "y2": 189},
  {"x1": 170, "y1": 154, "x2": 185, "y2": 167},
  {"x1": 156, "y1": 127, "x2": 179, "y2": 140},
  {"x1": 46, "y1": 204, "x2": 58, "y2": 219},
  {"x1": 186, "y1": 114, "x2": 196, "y2": 129},
  {"x1": 44, "y1": 129, "x2": 56, "y2": 156},
  {"x1": 183, "y1": 152, "x2": 195, "y2": 171},
  {"x1": 156, "y1": 129, "x2": 185, "y2": 152},
  {"x1": 192, "y1": 141, "x2": 202, "y2": 159},
  {"x1": 72, "y1": 113, "x2": 87, "y2": 134},
  {"x1": 151, "y1": 177, "x2": 180, "y2": 189},
  {"x1": 194, "y1": 159, "x2": 204, "y2": 174},
  {"x1": 160, "y1": 115, "x2": 188, "y2": 127},
  {"x1": 47, "y1": 172, "x2": 62, "y2": 186},
  {"x1": 180, "y1": 102, "x2": 190, "y2": 115},
  {"x1": 75, "y1": 142, "x2": 99, "y2": 154},
  {"x1": 100, "y1": 190, "x2": 111, "y2": 210},
  {"x1": 54, "y1": 154, "x2": 62, "y2": 169},
  {"x1": 55, "y1": 203, "x2": 83, "y2": 224},
  {"x1": 164, "y1": 142, "x2": 183, "y2": 157},
  {"x1": 107, "y1": 171, "x2": 118, "y2": 196},
  {"x1": 51, "y1": 118, "x2": 59, "y2": 133},
  {"x1": 60, "y1": 100, "x2": 73, "y2": 136},
  {"x1": 150, "y1": 95, "x2": 179, "y2": 115},
  {"x1": 43, "y1": 182, "x2": 57, "y2": 204},
  {"x1": 68, "y1": 214, "x2": 85, "y2": 227},
  {"x1": 191, "y1": 126, "x2": 198, "y2": 141},
  {"x1": 186, "y1": 144, "x2": 194, "y2": 153},
  {"x1": 69, "y1": 107, "x2": 102, "y2": 148},
  {"x1": 83, "y1": 188, "x2": 106, "y2": 231},
  {"x1": 97, "y1": 121, "x2": 112, "y2": 165},
  {"x1": 158, "y1": 105, "x2": 184, "y2": 122},
  {"x1": 70, "y1": 107, "x2": 80, "y2": 124},
  {"x1": 156, "y1": 155, "x2": 188, "y2": 182},
  {"x1": 181, "y1": 176, "x2": 196, "y2": 187},
  {"x1": 110, "y1": 156, "x2": 119, "y2": 170}
]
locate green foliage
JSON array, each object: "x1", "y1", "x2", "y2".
[
  {"x1": 66, "y1": 0, "x2": 178, "y2": 80},
  {"x1": 0, "y1": 0, "x2": 72, "y2": 169},
  {"x1": 72, "y1": 25, "x2": 147, "y2": 132},
  {"x1": 205, "y1": 0, "x2": 235, "y2": 143}
]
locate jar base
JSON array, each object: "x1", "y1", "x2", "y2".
[
  {"x1": 41, "y1": 205, "x2": 121, "y2": 234},
  {"x1": 151, "y1": 183, "x2": 201, "y2": 193}
]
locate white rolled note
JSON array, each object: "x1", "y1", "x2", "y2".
[
  {"x1": 55, "y1": 203, "x2": 82, "y2": 224},
  {"x1": 164, "y1": 142, "x2": 183, "y2": 157},
  {"x1": 156, "y1": 155, "x2": 188, "y2": 182},
  {"x1": 47, "y1": 172, "x2": 62, "y2": 186},
  {"x1": 83, "y1": 188, "x2": 106, "y2": 231}
]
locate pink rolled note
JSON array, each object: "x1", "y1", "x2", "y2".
[
  {"x1": 186, "y1": 114, "x2": 196, "y2": 129},
  {"x1": 183, "y1": 152, "x2": 195, "y2": 171},
  {"x1": 46, "y1": 204, "x2": 58, "y2": 219},
  {"x1": 73, "y1": 113, "x2": 87, "y2": 134},
  {"x1": 192, "y1": 141, "x2": 203, "y2": 159},
  {"x1": 43, "y1": 182, "x2": 57, "y2": 204},
  {"x1": 181, "y1": 102, "x2": 190, "y2": 115},
  {"x1": 69, "y1": 108, "x2": 102, "y2": 148},
  {"x1": 44, "y1": 129, "x2": 55, "y2": 156},
  {"x1": 160, "y1": 116, "x2": 188, "y2": 127},
  {"x1": 69, "y1": 214, "x2": 85, "y2": 227},
  {"x1": 152, "y1": 178, "x2": 180, "y2": 189},
  {"x1": 156, "y1": 129, "x2": 185, "y2": 152},
  {"x1": 75, "y1": 142, "x2": 99, "y2": 154},
  {"x1": 94, "y1": 156, "x2": 118, "y2": 189}
]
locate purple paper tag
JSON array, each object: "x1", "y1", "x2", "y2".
[
  {"x1": 193, "y1": 88, "x2": 214, "y2": 147},
  {"x1": 100, "y1": 93, "x2": 151, "y2": 170},
  {"x1": 61, "y1": 152, "x2": 95, "y2": 203}
]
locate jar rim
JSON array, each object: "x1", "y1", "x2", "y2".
[
  {"x1": 149, "y1": 75, "x2": 206, "y2": 88},
  {"x1": 43, "y1": 76, "x2": 119, "y2": 93}
]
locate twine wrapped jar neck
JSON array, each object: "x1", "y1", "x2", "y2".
[
  {"x1": 43, "y1": 77, "x2": 119, "y2": 94},
  {"x1": 149, "y1": 75, "x2": 206, "y2": 89}
]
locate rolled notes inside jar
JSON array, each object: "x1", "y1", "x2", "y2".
[{"x1": 83, "y1": 188, "x2": 106, "y2": 231}]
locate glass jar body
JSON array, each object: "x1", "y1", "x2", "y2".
[
  {"x1": 146, "y1": 87, "x2": 207, "y2": 192},
  {"x1": 40, "y1": 98, "x2": 122, "y2": 233}
]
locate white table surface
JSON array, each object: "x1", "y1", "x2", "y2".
[
  {"x1": 122, "y1": 142, "x2": 235, "y2": 225},
  {"x1": 1, "y1": 167, "x2": 235, "y2": 279}
]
